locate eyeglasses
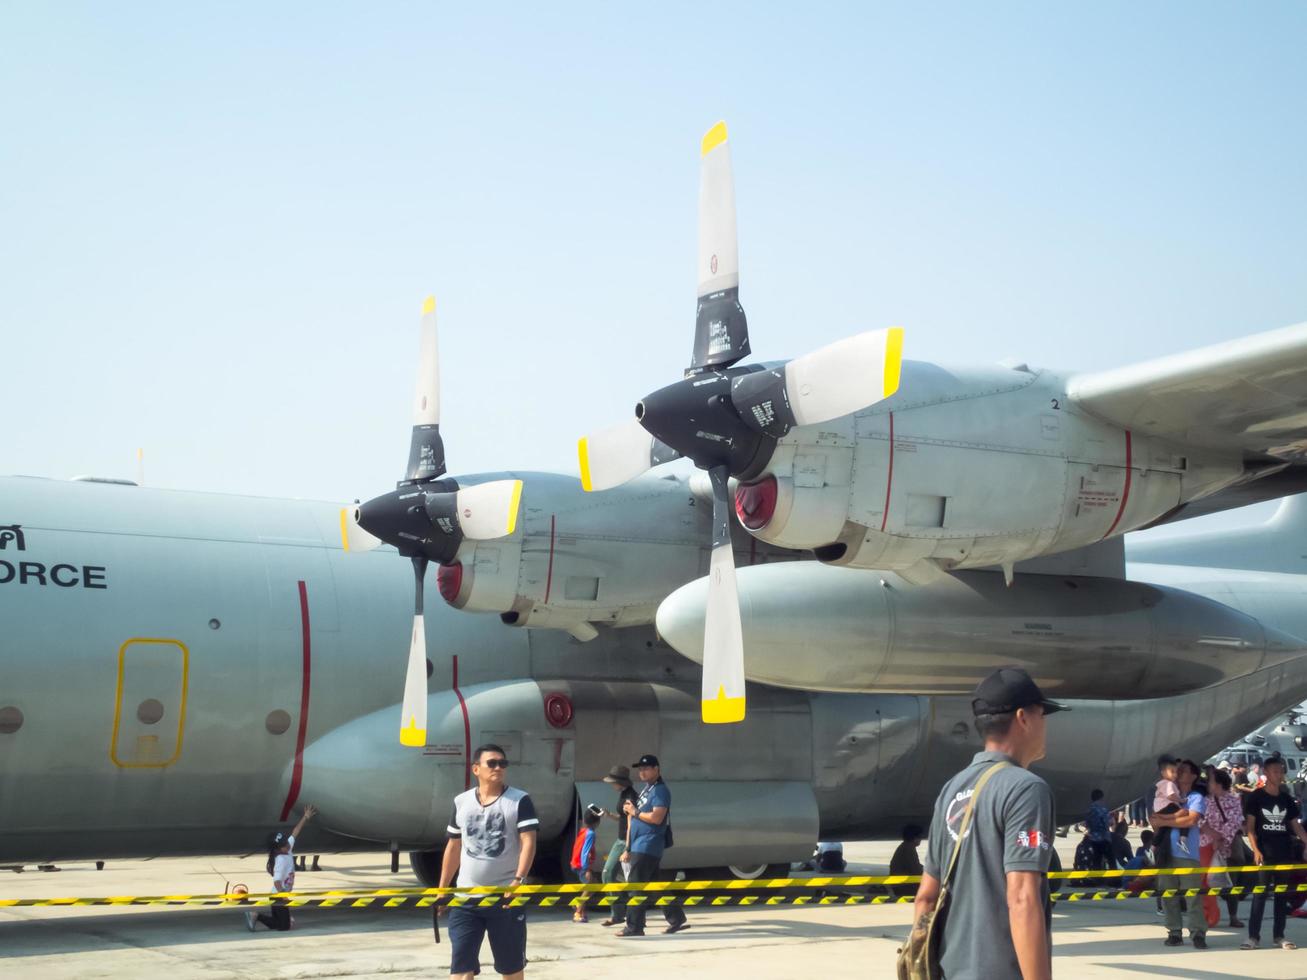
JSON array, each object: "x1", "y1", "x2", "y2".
[{"x1": 479, "y1": 758, "x2": 509, "y2": 769}]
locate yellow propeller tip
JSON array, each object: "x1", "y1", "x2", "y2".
[
  {"x1": 400, "y1": 722, "x2": 427, "y2": 747},
  {"x1": 701, "y1": 686, "x2": 746, "y2": 724},
  {"x1": 421, "y1": 295, "x2": 436, "y2": 315},
  {"x1": 338, "y1": 507, "x2": 351, "y2": 551},
  {"x1": 701, "y1": 121, "x2": 728, "y2": 158},
  {"x1": 505, "y1": 480, "x2": 523, "y2": 535},
  {"x1": 883, "y1": 326, "x2": 904, "y2": 399},
  {"x1": 577, "y1": 438, "x2": 594, "y2": 492}
]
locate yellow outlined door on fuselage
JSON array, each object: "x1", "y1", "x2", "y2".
[{"x1": 110, "y1": 638, "x2": 188, "y2": 768}]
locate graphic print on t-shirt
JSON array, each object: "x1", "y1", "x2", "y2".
[
  {"x1": 944, "y1": 788, "x2": 977, "y2": 843},
  {"x1": 464, "y1": 808, "x2": 508, "y2": 859}
]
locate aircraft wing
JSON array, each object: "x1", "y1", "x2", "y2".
[
  {"x1": 1068, "y1": 321, "x2": 1307, "y2": 526},
  {"x1": 1068, "y1": 321, "x2": 1307, "y2": 460}
]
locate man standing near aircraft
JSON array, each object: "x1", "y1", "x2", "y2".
[
  {"x1": 1241, "y1": 755, "x2": 1307, "y2": 950},
  {"x1": 912, "y1": 667, "x2": 1062, "y2": 980},
  {"x1": 438, "y1": 744, "x2": 539, "y2": 980},
  {"x1": 618, "y1": 754, "x2": 689, "y2": 937}
]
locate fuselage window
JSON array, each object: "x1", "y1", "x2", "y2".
[{"x1": 136, "y1": 699, "x2": 165, "y2": 725}]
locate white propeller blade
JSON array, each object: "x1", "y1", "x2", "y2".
[
  {"x1": 414, "y1": 295, "x2": 440, "y2": 427},
  {"x1": 701, "y1": 466, "x2": 746, "y2": 724},
  {"x1": 455, "y1": 479, "x2": 523, "y2": 540},
  {"x1": 339, "y1": 505, "x2": 383, "y2": 552},
  {"x1": 405, "y1": 295, "x2": 446, "y2": 482},
  {"x1": 698, "y1": 121, "x2": 739, "y2": 300},
  {"x1": 784, "y1": 326, "x2": 904, "y2": 427},
  {"x1": 578, "y1": 419, "x2": 658, "y2": 492},
  {"x1": 400, "y1": 612, "x2": 428, "y2": 747}
]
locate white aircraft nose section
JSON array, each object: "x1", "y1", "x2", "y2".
[{"x1": 655, "y1": 577, "x2": 711, "y2": 666}]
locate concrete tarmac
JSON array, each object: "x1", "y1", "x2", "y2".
[{"x1": 3, "y1": 840, "x2": 1307, "y2": 978}]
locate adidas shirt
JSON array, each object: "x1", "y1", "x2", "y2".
[
  {"x1": 1245, "y1": 786, "x2": 1301, "y2": 863},
  {"x1": 447, "y1": 786, "x2": 539, "y2": 887}
]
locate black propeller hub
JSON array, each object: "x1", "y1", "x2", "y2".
[
  {"x1": 636, "y1": 366, "x2": 775, "y2": 479},
  {"x1": 356, "y1": 477, "x2": 463, "y2": 563}
]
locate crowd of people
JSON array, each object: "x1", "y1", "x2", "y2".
[
  {"x1": 1065, "y1": 753, "x2": 1307, "y2": 951},
  {"x1": 242, "y1": 670, "x2": 1307, "y2": 978},
  {"x1": 904, "y1": 666, "x2": 1307, "y2": 980}
]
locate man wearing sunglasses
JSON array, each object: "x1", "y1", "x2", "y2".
[
  {"x1": 618, "y1": 754, "x2": 689, "y2": 937},
  {"x1": 439, "y1": 744, "x2": 539, "y2": 980}
]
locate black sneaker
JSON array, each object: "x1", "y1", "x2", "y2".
[
  {"x1": 617, "y1": 929, "x2": 645, "y2": 937},
  {"x1": 1164, "y1": 932, "x2": 1183, "y2": 947},
  {"x1": 1192, "y1": 933, "x2": 1208, "y2": 950}
]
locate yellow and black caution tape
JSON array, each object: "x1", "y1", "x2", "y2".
[{"x1": 3, "y1": 864, "x2": 1305, "y2": 911}]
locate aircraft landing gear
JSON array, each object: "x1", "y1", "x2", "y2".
[{"x1": 410, "y1": 850, "x2": 440, "y2": 887}]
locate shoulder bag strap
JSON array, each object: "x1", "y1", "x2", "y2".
[{"x1": 939, "y1": 761, "x2": 1010, "y2": 889}]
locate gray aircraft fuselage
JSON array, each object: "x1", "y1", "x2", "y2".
[{"x1": 1, "y1": 474, "x2": 1303, "y2": 872}]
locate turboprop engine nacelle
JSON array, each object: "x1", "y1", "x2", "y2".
[
  {"x1": 733, "y1": 363, "x2": 1243, "y2": 576},
  {"x1": 656, "y1": 561, "x2": 1305, "y2": 700},
  {"x1": 435, "y1": 473, "x2": 703, "y2": 639},
  {"x1": 442, "y1": 473, "x2": 798, "y2": 640}
]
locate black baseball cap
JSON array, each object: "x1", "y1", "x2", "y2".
[
  {"x1": 632, "y1": 754, "x2": 660, "y2": 768},
  {"x1": 971, "y1": 667, "x2": 1068, "y2": 717}
]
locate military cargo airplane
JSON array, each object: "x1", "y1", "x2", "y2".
[{"x1": 5, "y1": 122, "x2": 1307, "y2": 883}]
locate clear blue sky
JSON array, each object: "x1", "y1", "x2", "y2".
[{"x1": 2, "y1": 3, "x2": 1305, "y2": 537}]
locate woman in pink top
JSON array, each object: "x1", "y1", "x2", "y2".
[{"x1": 1202, "y1": 769, "x2": 1246, "y2": 928}]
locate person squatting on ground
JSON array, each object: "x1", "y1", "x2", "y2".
[
  {"x1": 1085, "y1": 789, "x2": 1113, "y2": 870},
  {"x1": 438, "y1": 744, "x2": 540, "y2": 980},
  {"x1": 617, "y1": 754, "x2": 689, "y2": 938},
  {"x1": 246, "y1": 803, "x2": 317, "y2": 933},
  {"x1": 1241, "y1": 754, "x2": 1307, "y2": 950},
  {"x1": 595, "y1": 764, "x2": 639, "y2": 928},
  {"x1": 911, "y1": 667, "x2": 1063, "y2": 980},
  {"x1": 1149, "y1": 758, "x2": 1208, "y2": 949}
]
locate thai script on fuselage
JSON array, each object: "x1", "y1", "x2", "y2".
[{"x1": 0, "y1": 524, "x2": 107, "y2": 589}]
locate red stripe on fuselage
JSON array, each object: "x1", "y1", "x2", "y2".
[
  {"x1": 1102, "y1": 430, "x2": 1133, "y2": 539},
  {"x1": 544, "y1": 515, "x2": 556, "y2": 604},
  {"x1": 880, "y1": 412, "x2": 895, "y2": 532},
  {"x1": 453, "y1": 654, "x2": 471, "y2": 790},
  {"x1": 279, "y1": 581, "x2": 313, "y2": 821}
]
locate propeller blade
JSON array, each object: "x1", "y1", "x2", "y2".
[
  {"x1": 784, "y1": 327, "x2": 904, "y2": 427},
  {"x1": 701, "y1": 465, "x2": 746, "y2": 724},
  {"x1": 338, "y1": 505, "x2": 384, "y2": 553},
  {"x1": 400, "y1": 557, "x2": 429, "y2": 747},
  {"x1": 690, "y1": 121, "x2": 750, "y2": 372},
  {"x1": 454, "y1": 479, "x2": 524, "y2": 540},
  {"x1": 404, "y1": 295, "x2": 447, "y2": 483},
  {"x1": 578, "y1": 418, "x2": 681, "y2": 492}
]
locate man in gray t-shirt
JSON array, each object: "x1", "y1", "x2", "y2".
[{"x1": 913, "y1": 668, "x2": 1065, "y2": 980}]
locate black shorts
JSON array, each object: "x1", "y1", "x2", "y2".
[{"x1": 448, "y1": 904, "x2": 527, "y2": 975}]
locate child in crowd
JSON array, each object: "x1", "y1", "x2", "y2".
[
  {"x1": 570, "y1": 810, "x2": 602, "y2": 923},
  {"x1": 1153, "y1": 755, "x2": 1188, "y2": 865},
  {"x1": 246, "y1": 804, "x2": 317, "y2": 932}
]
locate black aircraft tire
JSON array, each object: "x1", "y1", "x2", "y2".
[{"x1": 409, "y1": 850, "x2": 440, "y2": 887}]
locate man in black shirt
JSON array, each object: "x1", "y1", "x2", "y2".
[
  {"x1": 1241, "y1": 755, "x2": 1307, "y2": 950},
  {"x1": 596, "y1": 765, "x2": 639, "y2": 928}
]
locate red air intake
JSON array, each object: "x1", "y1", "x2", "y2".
[
  {"x1": 735, "y1": 475, "x2": 778, "y2": 530},
  {"x1": 436, "y1": 562, "x2": 464, "y2": 603}
]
